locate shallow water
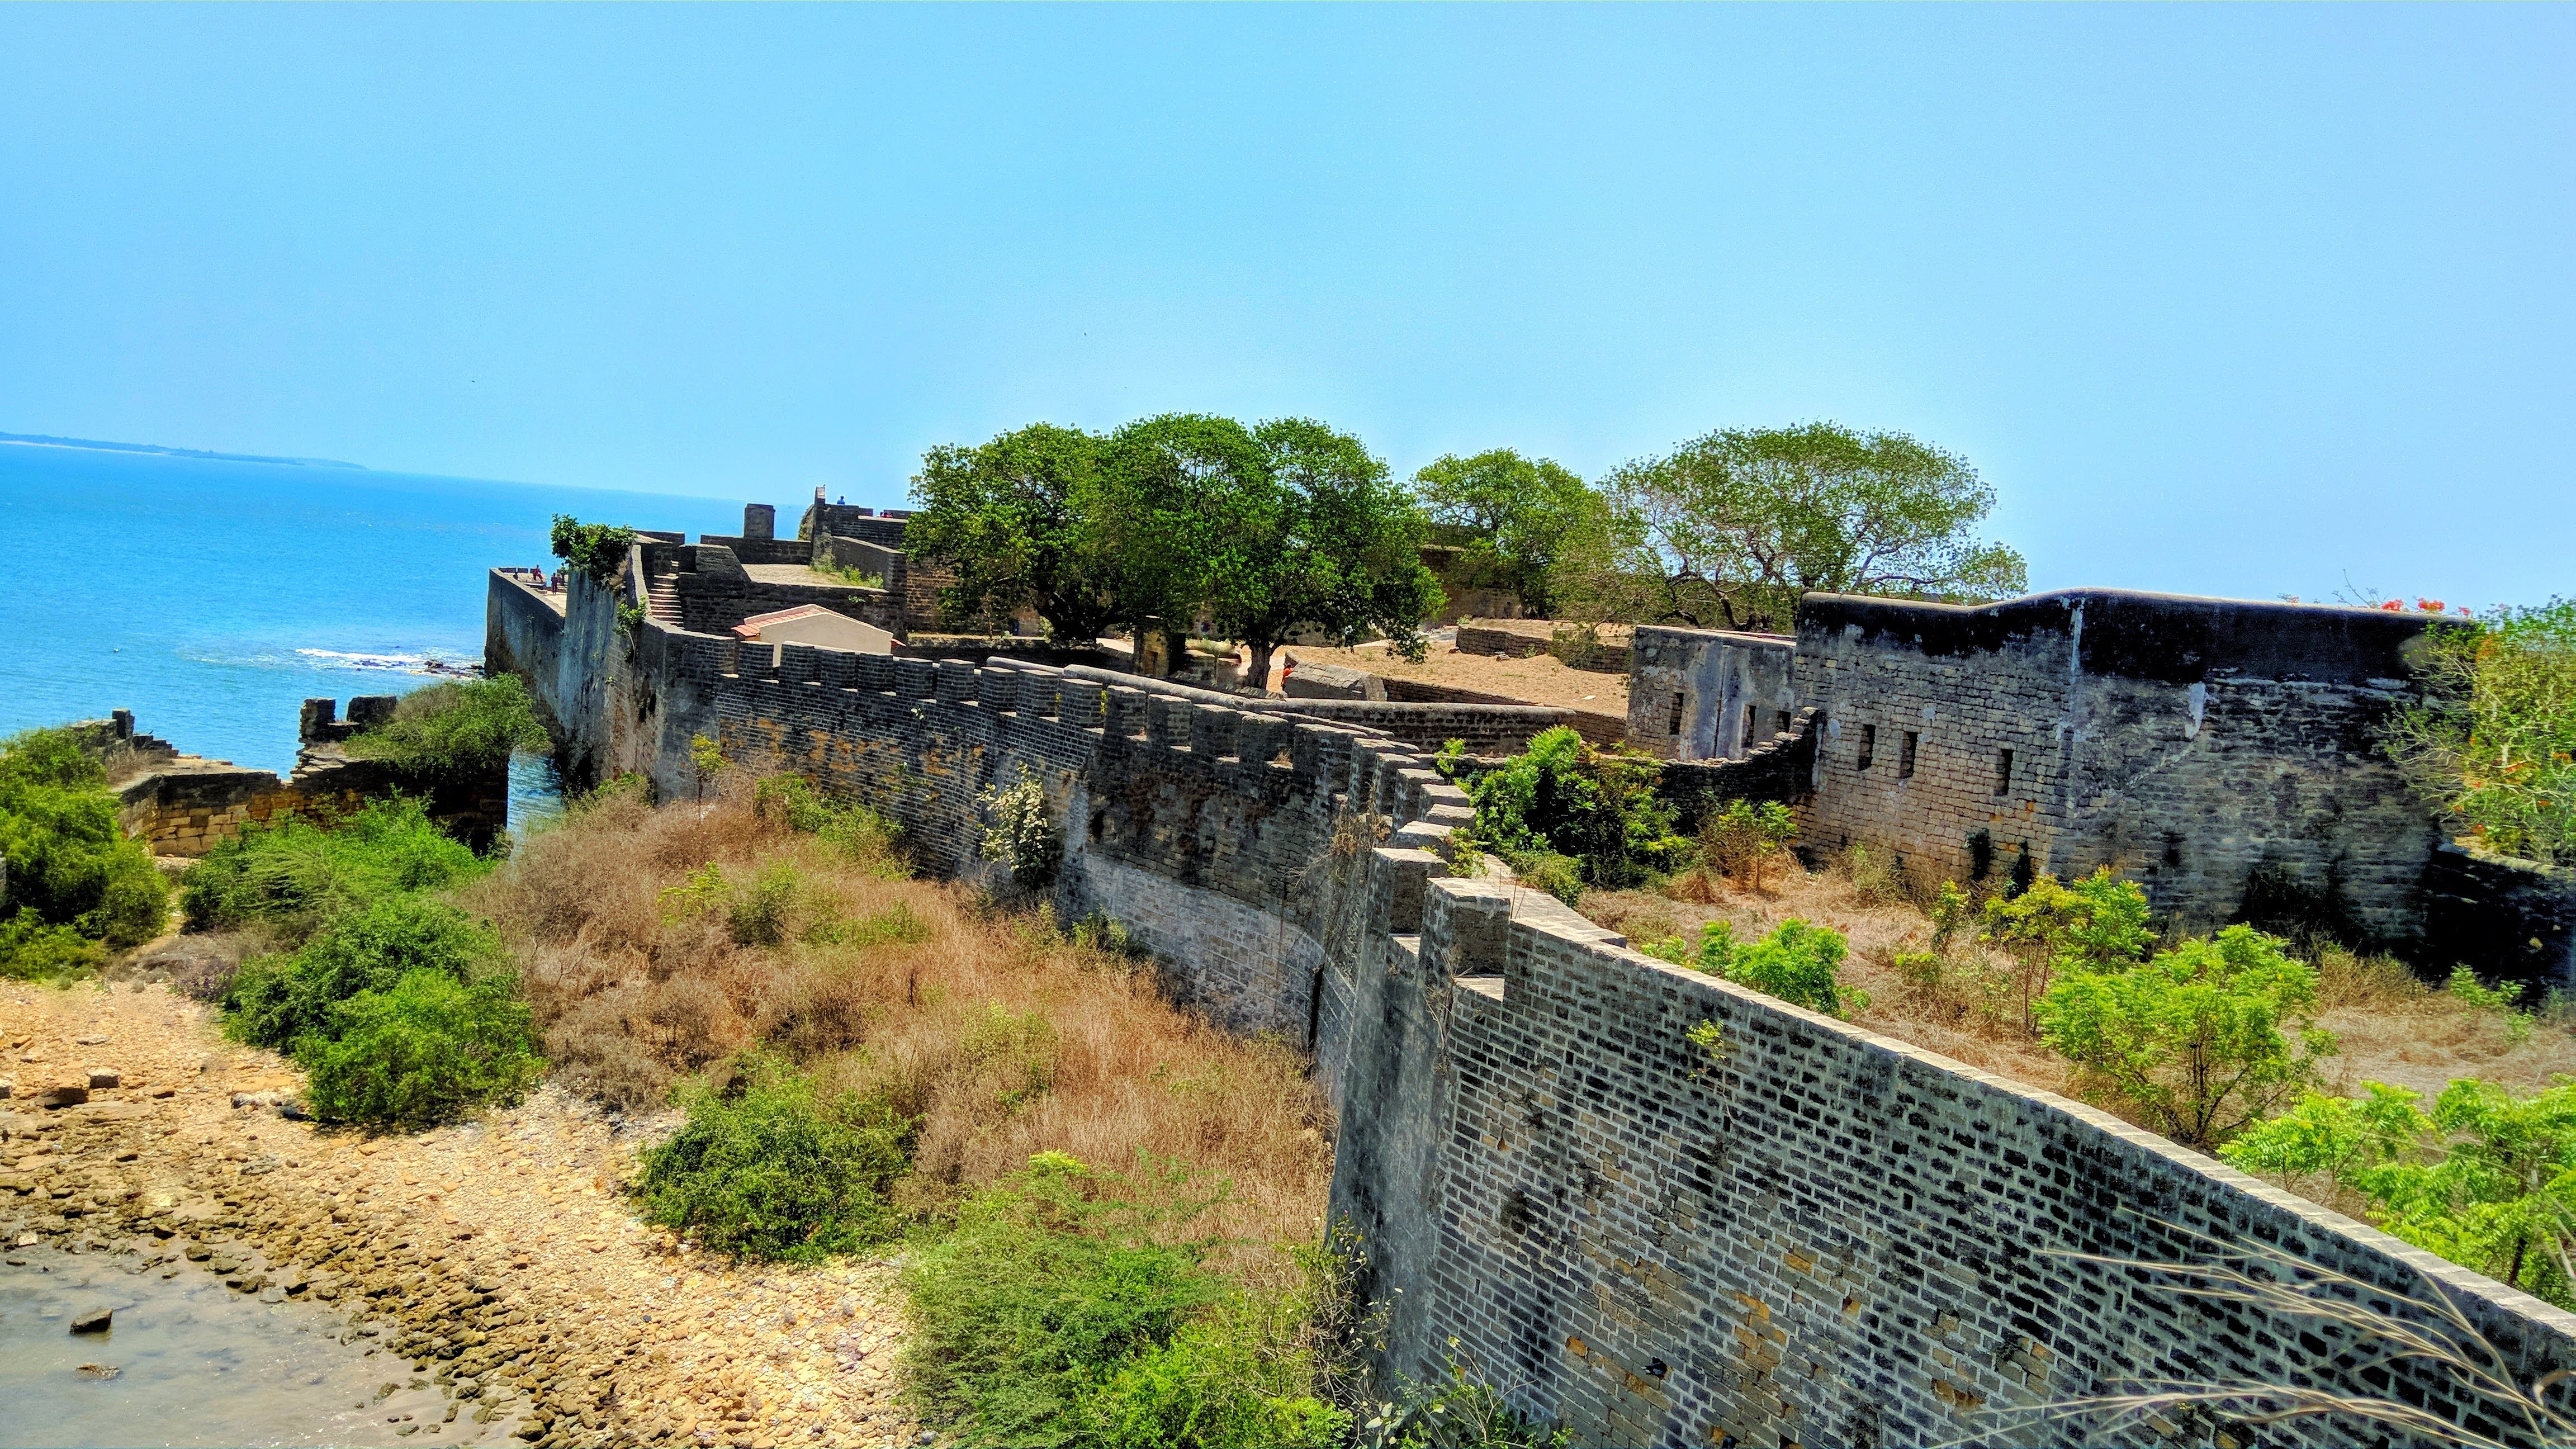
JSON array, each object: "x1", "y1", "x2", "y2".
[{"x1": 0, "y1": 1244, "x2": 505, "y2": 1448}]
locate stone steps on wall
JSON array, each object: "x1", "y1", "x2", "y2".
[{"x1": 645, "y1": 576, "x2": 683, "y2": 625}]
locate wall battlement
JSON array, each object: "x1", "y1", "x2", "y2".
[{"x1": 491, "y1": 558, "x2": 2576, "y2": 1445}]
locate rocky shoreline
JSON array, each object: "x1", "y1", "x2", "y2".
[{"x1": 2, "y1": 982, "x2": 924, "y2": 1448}]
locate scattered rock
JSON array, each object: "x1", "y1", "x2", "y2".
[
  {"x1": 69, "y1": 1305, "x2": 113, "y2": 1333},
  {"x1": 229, "y1": 1091, "x2": 280, "y2": 1111},
  {"x1": 36, "y1": 1083, "x2": 89, "y2": 1109},
  {"x1": 74, "y1": 1362, "x2": 120, "y2": 1379},
  {"x1": 86, "y1": 1068, "x2": 119, "y2": 1090}
]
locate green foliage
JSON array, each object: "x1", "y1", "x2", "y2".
[
  {"x1": 2450, "y1": 967, "x2": 2537, "y2": 1044},
  {"x1": 1646, "y1": 919, "x2": 1866, "y2": 1019},
  {"x1": 1556, "y1": 422, "x2": 2025, "y2": 632},
  {"x1": 180, "y1": 795, "x2": 487, "y2": 940},
  {"x1": 754, "y1": 774, "x2": 906, "y2": 873},
  {"x1": 548, "y1": 514, "x2": 639, "y2": 590},
  {"x1": 342, "y1": 676, "x2": 548, "y2": 784},
  {"x1": 1356, "y1": 1353, "x2": 1569, "y2": 1448},
  {"x1": 222, "y1": 893, "x2": 506, "y2": 1051},
  {"x1": 633, "y1": 1054, "x2": 911, "y2": 1261},
  {"x1": 299, "y1": 969, "x2": 542, "y2": 1128},
  {"x1": 2225, "y1": 1077, "x2": 2576, "y2": 1309},
  {"x1": 1412, "y1": 449, "x2": 1603, "y2": 620},
  {"x1": 907, "y1": 423, "x2": 1121, "y2": 644},
  {"x1": 899, "y1": 1154, "x2": 1345, "y2": 1448},
  {"x1": 813, "y1": 559, "x2": 888, "y2": 590},
  {"x1": 1978, "y1": 866, "x2": 2154, "y2": 1034},
  {"x1": 0, "y1": 726, "x2": 169, "y2": 968},
  {"x1": 1695, "y1": 799, "x2": 1796, "y2": 888},
  {"x1": 979, "y1": 765, "x2": 1061, "y2": 884},
  {"x1": 2386, "y1": 599, "x2": 2576, "y2": 865},
  {"x1": 727, "y1": 863, "x2": 799, "y2": 947},
  {"x1": 0, "y1": 910, "x2": 108, "y2": 981},
  {"x1": 660, "y1": 861, "x2": 728, "y2": 921},
  {"x1": 2035, "y1": 924, "x2": 2334, "y2": 1148},
  {"x1": 1460, "y1": 727, "x2": 1686, "y2": 893}
]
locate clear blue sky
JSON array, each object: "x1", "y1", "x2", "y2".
[{"x1": 4, "y1": 5, "x2": 2568, "y2": 608}]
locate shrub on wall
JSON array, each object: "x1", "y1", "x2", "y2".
[
  {"x1": 1443, "y1": 727, "x2": 1688, "y2": 893},
  {"x1": 342, "y1": 675, "x2": 548, "y2": 784},
  {"x1": 0, "y1": 726, "x2": 169, "y2": 977},
  {"x1": 977, "y1": 765, "x2": 1060, "y2": 885},
  {"x1": 548, "y1": 514, "x2": 640, "y2": 590}
]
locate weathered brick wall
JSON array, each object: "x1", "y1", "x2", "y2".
[
  {"x1": 654, "y1": 541, "x2": 902, "y2": 638},
  {"x1": 2422, "y1": 845, "x2": 2576, "y2": 991},
  {"x1": 493, "y1": 565, "x2": 2576, "y2": 1445},
  {"x1": 1627, "y1": 625, "x2": 1800, "y2": 762},
  {"x1": 1797, "y1": 590, "x2": 2442, "y2": 941}
]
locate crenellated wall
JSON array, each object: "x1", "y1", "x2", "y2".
[{"x1": 489, "y1": 565, "x2": 2576, "y2": 1446}]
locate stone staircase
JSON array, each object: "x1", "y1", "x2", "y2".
[{"x1": 645, "y1": 569, "x2": 684, "y2": 627}]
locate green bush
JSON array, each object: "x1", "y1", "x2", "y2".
[
  {"x1": 300, "y1": 969, "x2": 543, "y2": 1128},
  {"x1": 2224, "y1": 1077, "x2": 2576, "y2": 1308},
  {"x1": 754, "y1": 774, "x2": 907, "y2": 874},
  {"x1": 342, "y1": 676, "x2": 548, "y2": 784},
  {"x1": 1448, "y1": 727, "x2": 1686, "y2": 893},
  {"x1": 223, "y1": 894, "x2": 506, "y2": 1051},
  {"x1": 2036, "y1": 924, "x2": 2333, "y2": 1148},
  {"x1": 1977, "y1": 866, "x2": 2153, "y2": 1035},
  {"x1": 0, "y1": 726, "x2": 170, "y2": 965},
  {"x1": 633, "y1": 1058, "x2": 912, "y2": 1261},
  {"x1": 181, "y1": 795, "x2": 486, "y2": 939},
  {"x1": 902, "y1": 1155, "x2": 1344, "y2": 1447},
  {"x1": 727, "y1": 864, "x2": 799, "y2": 946},
  {"x1": 549, "y1": 514, "x2": 640, "y2": 590},
  {"x1": 2386, "y1": 598, "x2": 2576, "y2": 865},
  {"x1": 1645, "y1": 919, "x2": 1866, "y2": 1019},
  {"x1": 0, "y1": 910, "x2": 108, "y2": 982}
]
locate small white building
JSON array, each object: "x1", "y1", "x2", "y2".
[{"x1": 732, "y1": 604, "x2": 894, "y2": 657}]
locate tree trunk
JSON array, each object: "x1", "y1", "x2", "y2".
[{"x1": 1244, "y1": 640, "x2": 1278, "y2": 697}]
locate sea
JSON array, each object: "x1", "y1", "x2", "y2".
[{"x1": 0, "y1": 439, "x2": 752, "y2": 780}]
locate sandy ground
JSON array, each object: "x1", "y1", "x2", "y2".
[
  {"x1": 1278, "y1": 642, "x2": 1631, "y2": 715},
  {"x1": 1, "y1": 983, "x2": 922, "y2": 1449}
]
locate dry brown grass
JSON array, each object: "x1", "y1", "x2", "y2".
[
  {"x1": 1579, "y1": 847, "x2": 2576, "y2": 1115},
  {"x1": 463, "y1": 785, "x2": 1332, "y2": 1251}
]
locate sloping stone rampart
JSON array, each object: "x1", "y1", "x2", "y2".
[{"x1": 488, "y1": 566, "x2": 2576, "y2": 1446}]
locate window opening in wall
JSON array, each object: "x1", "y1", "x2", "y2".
[
  {"x1": 1967, "y1": 829, "x2": 1994, "y2": 880},
  {"x1": 1775, "y1": 710, "x2": 1792, "y2": 739},
  {"x1": 1668, "y1": 692, "x2": 1687, "y2": 737},
  {"x1": 1995, "y1": 748, "x2": 2015, "y2": 797},
  {"x1": 1742, "y1": 703, "x2": 1758, "y2": 749},
  {"x1": 2162, "y1": 832, "x2": 2185, "y2": 868},
  {"x1": 1899, "y1": 730, "x2": 1919, "y2": 779},
  {"x1": 1857, "y1": 724, "x2": 1876, "y2": 770}
]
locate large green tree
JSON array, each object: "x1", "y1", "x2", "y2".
[
  {"x1": 1411, "y1": 448, "x2": 1602, "y2": 618},
  {"x1": 1087, "y1": 414, "x2": 1277, "y2": 669},
  {"x1": 1557, "y1": 422, "x2": 2027, "y2": 632},
  {"x1": 1208, "y1": 419, "x2": 1443, "y2": 691},
  {"x1": 905, "y1": 424, "x2": 1119, "y2": 643}
]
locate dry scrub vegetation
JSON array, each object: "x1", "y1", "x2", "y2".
[
  {"x1": 462, "y1": 779, "x2": 1332, "y2": 1248},
  {"x1": 1578, "y1": 847, "x2": 2576, "y2": 1111}
]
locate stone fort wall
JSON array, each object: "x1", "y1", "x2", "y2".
[{"x1": 491, "y1": 561, "x2": 2576, "y2": 1445}]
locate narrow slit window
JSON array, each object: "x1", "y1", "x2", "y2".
[
  {"x1": 1995, "y1": 747, "x2": 2015, "y2": 797},
  {"x1": 1900, "y1": 731, "x2": 1919, "y2": 780},
  {"x1": 1857, "y1": 724, "x2": 1877, "y2": 770},
  {"x1": 1742, "y1": 703, "x2": 1758, "y2": 748},
  {"x1": 1668, "y1": 693, "x2": 1687, "y2": 736},
  {"x1": 1775, "y1": 710, "x2": 1793, "y2": 738}
]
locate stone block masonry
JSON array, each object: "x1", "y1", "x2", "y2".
[{"x1": 489, "y1": 560, "x2": 2576, "y2": 1445}]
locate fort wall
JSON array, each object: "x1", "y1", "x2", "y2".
[{"x1": 492, "y1": 564, "x2": 2576, "y2": 1445}]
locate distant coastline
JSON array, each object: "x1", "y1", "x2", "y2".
[{"x1": 0, "y1": 430, "x2": 366, "y2": 470}]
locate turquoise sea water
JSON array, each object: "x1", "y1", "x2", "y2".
[{"x1": 0, "y1": 441, "x2": 747, "y2": 775}]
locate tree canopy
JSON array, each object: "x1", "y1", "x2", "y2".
[
  {"x1": 1558, "y1": 422, "x2": 2026, "y2": 632},
  {"x1": 1411, "y1": 448, "x2": 1601, "y2": 618},
  {"x1": 908, "y1": 414, "x2": 1440, "y2": 683},
  {"x1": 903, "y1": 424, "x2": 1119, "y2": 643}
]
